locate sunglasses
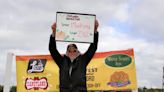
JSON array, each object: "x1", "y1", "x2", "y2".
[{"x1": 68, "y1": 50, "x2": 77, "y2": 53}]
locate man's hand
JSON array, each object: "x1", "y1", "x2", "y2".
[
  {"x1": 94, "y1": 19, "x2": 99, "y2": 33},
  {"x1": 51, "y1": 23, "x2": 56, "y2": 37}
]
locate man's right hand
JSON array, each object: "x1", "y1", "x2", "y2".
[{"x1": 51, "y1": 23, "x2": 56, "y2": 37}]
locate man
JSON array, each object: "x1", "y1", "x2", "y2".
[{"x1": 49, "y1": 20, "x2": 99, "y2": 92}]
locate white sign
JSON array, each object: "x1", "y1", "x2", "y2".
[{"x1": 56, "y1": 12, "x2": 95, "y2": 43}]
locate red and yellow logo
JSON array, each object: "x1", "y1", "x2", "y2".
[{"x1": 25, "y1": 77, "x2": 48, "y2": 90}]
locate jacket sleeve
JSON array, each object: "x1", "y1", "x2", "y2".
[
  {"x1": 83, "y1": 32, "x2": 99, "y2": 66},
  {"x1": 49, "y1": 35, "x2": 63, "y2": 68}
]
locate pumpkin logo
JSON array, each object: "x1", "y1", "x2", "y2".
[{"x1": 107, "y1": 71, "x2": 130, "y2": 87}]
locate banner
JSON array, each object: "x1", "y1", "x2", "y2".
[
  {"x1": 86, "y1": 49, "x2": 137, "y2": 90},
  {"x1": 163, "y1": 67, "x2": 164, "y2": 89},
  {"x1": 16, "y1": 49, "x2": 137, "y2": 91},
  {"x1": 16, "y1": 55, "x2": 59, "y2": 92}
]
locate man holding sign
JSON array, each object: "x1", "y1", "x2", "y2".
[{"x1": 49, "y1": 17, "x2": 99, "y2": 92}]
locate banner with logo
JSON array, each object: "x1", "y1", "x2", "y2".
[
  {"x1": 16, "y1": 49, "x2": 137, "y2": 91},
  {"x1": 86, "y1": 49, "x2": 137, "y2": 90},
  {"x1": 163, "y1": 67, "x2": 164, "y2": 89},
  {"x1": 16, "y1": 55, "x2": 59, "y2": 92}
]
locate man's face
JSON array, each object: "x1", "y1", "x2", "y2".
[{"x1": 67, "y1": 46, "x2": 78, "y2": 57}]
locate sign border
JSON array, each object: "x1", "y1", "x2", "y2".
[{"x1": 56, "y1": 11, "x2": 96, "y2": 43}]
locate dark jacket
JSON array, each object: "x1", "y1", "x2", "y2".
[{"x1": 49, "y1": 32, "x2": 98, "y2": 92}]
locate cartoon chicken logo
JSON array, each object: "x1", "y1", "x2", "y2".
[{"x1": 108, "y1": 71, "x2": 131, "y2": 87}]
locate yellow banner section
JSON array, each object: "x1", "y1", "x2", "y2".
[
  {"x1": 16, "y1": 49, "x2": 137, "y2": 92},
  {"x1": 16, "y1": 55, "x2": 59, "y2": 92},
  {"x1": 86, "y1": 49, "x2": 137, "y2": 90}
]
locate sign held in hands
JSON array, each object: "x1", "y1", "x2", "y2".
[{"x1": 56, "y1": 12, "x2": 96, "y2": 43}]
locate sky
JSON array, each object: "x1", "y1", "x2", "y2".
[{"x1": 0, "y1": 0, "x2": 164, "y2": 89}]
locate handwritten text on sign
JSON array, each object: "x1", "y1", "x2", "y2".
[{"x1": 56, "y1": 12, "x2": 95, "y2": 43}]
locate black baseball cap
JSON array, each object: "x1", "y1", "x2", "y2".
[{"x1": 67, "y1": 44, "x2": 77, "y2": 50}]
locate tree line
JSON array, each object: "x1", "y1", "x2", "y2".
[{"x1": 0, "y1": 85, "x2": 163, "y2": 92}]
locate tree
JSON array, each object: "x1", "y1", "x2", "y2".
[
  {"x1": 10, "y1": 86, "x2": 16, "y2": 92},
  {"x1": 0, "y1": 85, "x2": 3, "y2": 92}
]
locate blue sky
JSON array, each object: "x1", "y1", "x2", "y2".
[{"x1": 0, "y1": 0, "x2": 164, "y2": 89}]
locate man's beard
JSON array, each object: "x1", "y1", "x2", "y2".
[{"x1": 66, "y1": 50, "x2": 80, "y2": 61}]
